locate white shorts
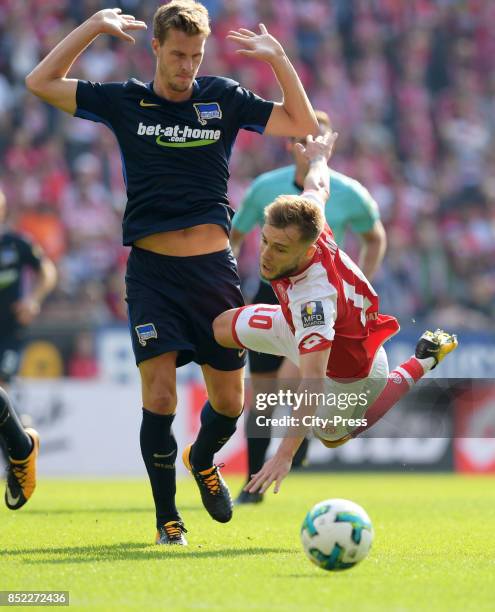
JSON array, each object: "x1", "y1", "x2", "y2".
[{"x1": 234, "y1": 303, "x2": 389, "y2": 441}]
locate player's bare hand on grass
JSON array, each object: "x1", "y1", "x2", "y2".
[
  {"x1": 245, "y1": 453, "x2": 292, "y2": 494},
  {"x1": 89, "y1": 8, "x2": 147, "y2": 43},
  {"x1": 295, "y1": 131, "x2": 339, "y2": 164},
  {"x1": 227, "y1": 24, "x2": 285, "y2": 63}
]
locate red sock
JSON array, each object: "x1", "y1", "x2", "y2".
[{"x1": 353, "y1": 356, "x2": 425, "y2": 437}]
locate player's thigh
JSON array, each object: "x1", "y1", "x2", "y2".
[
  {"x1": 231, "y1": 304, "x2": 300, "y2": 365},
  {"x1": 278, "y1": 358, "x2": 299, "y2": 379},
  {"x1": 313, "y1": 347, "x2": 389, "y2": 442},
  {"x1": 361, "y1": 346, "x2": 389, "y2": 407},
  {"x1": 321, "y1": 346, "x2": 389, "y2": 418},
  {"x1": 183, "y1": 247, "x2": 246, "y2": 372},
  {"x1": 201, "y1": 363, "x2": 244, "y2": 417},
  {"x1": 126, "y1": 248, "x2": 195, "y2": 368},
  {"x1": 312, "y1": 377, "x2": 365, "y2": 441},
  {"x1": 138, "y1": 351, "x2": 178, "y2": 414},
  {"x1": 246, "y1": 285, "x2": 285, "y2": 374},
  {"x1": 212, "y1": 308, "x2": 245, "y2": 348}
]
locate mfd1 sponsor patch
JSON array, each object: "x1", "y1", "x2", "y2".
[{"x1": 301, "y1": 301, "x2": 325, "y2": 328}]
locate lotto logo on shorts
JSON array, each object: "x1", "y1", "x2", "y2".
[
  {"x1": 301, "y1": 301, "x2": 325, "y2": 328},
  {"x1": 135, "y1": 323, "x2": 158, "y2": 346}
]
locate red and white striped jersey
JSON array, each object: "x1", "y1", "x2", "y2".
[{"x1": 271, "y1": 222, "x2": 399, "y2": 379}]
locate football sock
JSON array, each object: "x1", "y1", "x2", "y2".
[
  {"x1": 191, "y1": 401, "x2": 240, "y2": 471},
  {"x1": 140, "y1": 408, "x2": 180, "y2": 528},
  {"x1": 353, "y1": 356, "x2": 428, "y2": 437},
  {"x1": 246, "y1": 406, "x2": 271, "y2": 478},
  {"x1": 0, "y1": 387, "x2": 33, "y2": 460}
]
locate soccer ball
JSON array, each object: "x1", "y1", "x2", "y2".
[{"x1": 300, "y1": 498, "x2": 374, "y2": 571}]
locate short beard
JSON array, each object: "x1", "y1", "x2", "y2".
[
  {"x1": 260, "y1": 262, "x2": 301, "y2": 281},
  {"x1": 168, "y1": 80, "x2": 191, "y2": 93}
]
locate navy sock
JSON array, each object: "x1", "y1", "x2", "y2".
[
  {"x1": 245, "y1": 409, "x2": 271, "y2": 479},
  {"x1": 0, "y1": 387, "x2": 32, "y2": 460},
  {"x1": 292, "y1": 437, "x2": 310, "y2": 469},
  {"x1": 191, "y1": 401, "x2": 240, "y2": 471},
  {"x1": 140, "y1": 408, "x2": 180, "y2": 528}
]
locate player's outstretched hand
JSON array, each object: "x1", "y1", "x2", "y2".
[
  {"x1": 227, "y1": 24, "x2": 285, "y2": 63},
  {"x1": 245, "y1": 453, "x2": 292, "y2": 494},
  {"x1": 295, "y1": 131, "x2": 339, "y2": 164},
  {"x1": 89, "y1": 8, "x2": 147, "y2": 43}
]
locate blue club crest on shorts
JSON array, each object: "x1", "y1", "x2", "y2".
[
  {"x1": 193, "y1": 102, "x2": 222, "y2": 125},
  {"x1": 135, "y1": 323, "x2": 158, "y2": 346}
]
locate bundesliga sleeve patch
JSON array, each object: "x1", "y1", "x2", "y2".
[{"x1": 300, "y1": 301, "x2": 325, "y2": 328}]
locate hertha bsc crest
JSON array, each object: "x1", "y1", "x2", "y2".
[{"x1": 135, "y1": 323, "x2": 158, "y2": 346}]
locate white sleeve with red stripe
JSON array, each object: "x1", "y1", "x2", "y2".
[{"x1": 287, "y1": 263, "x2": 338, "y2": 354}]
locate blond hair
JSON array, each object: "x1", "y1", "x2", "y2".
[
  {"x1": 264, "y1": 195, "x2": 325, "y2": 244},
  {"x1": 153, "y1": 1, "x2": 210, "y2": 44}
]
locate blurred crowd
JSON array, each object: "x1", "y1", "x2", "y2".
[{"x1": 1, "y1": 0, "x2": 494, "y2": 339}]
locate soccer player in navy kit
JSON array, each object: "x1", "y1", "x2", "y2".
[
  {"x1": 26, "y1": 1, "x2": 318, "y2": 545},
  {"x1": 0, "y1": 190, "x2": 57, "y2": 510}
]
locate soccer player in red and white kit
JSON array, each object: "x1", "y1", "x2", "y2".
[{"x1": 213, "y1": 131, "x2": 458, "y2": 494}]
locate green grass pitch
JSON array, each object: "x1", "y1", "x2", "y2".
[{"x1": 2, "y1": 473, "x2": 495, "y2": 611}]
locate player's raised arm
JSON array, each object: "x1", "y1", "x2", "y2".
[
  {"x1": 227, "y1": 24, "x2": 318, "y2": 137},
  {"x1": 25, "y1": 9, "x2": 147, "y2": 114},
  {"x1": 297, "y1": 131, "x2": 339, "y2": 205}
]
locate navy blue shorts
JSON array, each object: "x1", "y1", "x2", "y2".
[
  {"x1": 126, "y1": 246, "x2": 246, "y2": 370},
  {"x1": 0, "y1": 331, "x2": 22, "y2": 384}
]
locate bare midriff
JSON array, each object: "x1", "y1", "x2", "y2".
[{"x1": 134, "y1": 223, "x2": 229, "y2": 257}]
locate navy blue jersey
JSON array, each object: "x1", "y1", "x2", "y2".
[
  {"x1": 0, "y1": 231, "x2": 42, "y2": 330},
  {"x1": 75, "y1": 77, "x2": 274, "y2": 245}
]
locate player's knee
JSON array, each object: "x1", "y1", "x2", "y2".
[
  {"x1": 210, "y1": 382, "x2": 244, "y2": 418},
  {"x1": 213, "y1": 399, "x2": 243, "y2": 418},
  {"x1": 142, "y1": 380, "x2": 177, "y2": 414},
  {"x1": 213, "y1": 309, "x2": 239, "y2": 348},
  {"x1": 145, "y1": 392, "x2": 177, "y2": 414}
]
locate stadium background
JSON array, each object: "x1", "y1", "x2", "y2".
[{"x1": 1, "y1": 0, "x2": 494, "y2": 476}]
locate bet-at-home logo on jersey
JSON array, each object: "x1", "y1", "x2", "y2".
[{"x1": 137, "y1": 122, "x2": 221, "y2": 148}]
